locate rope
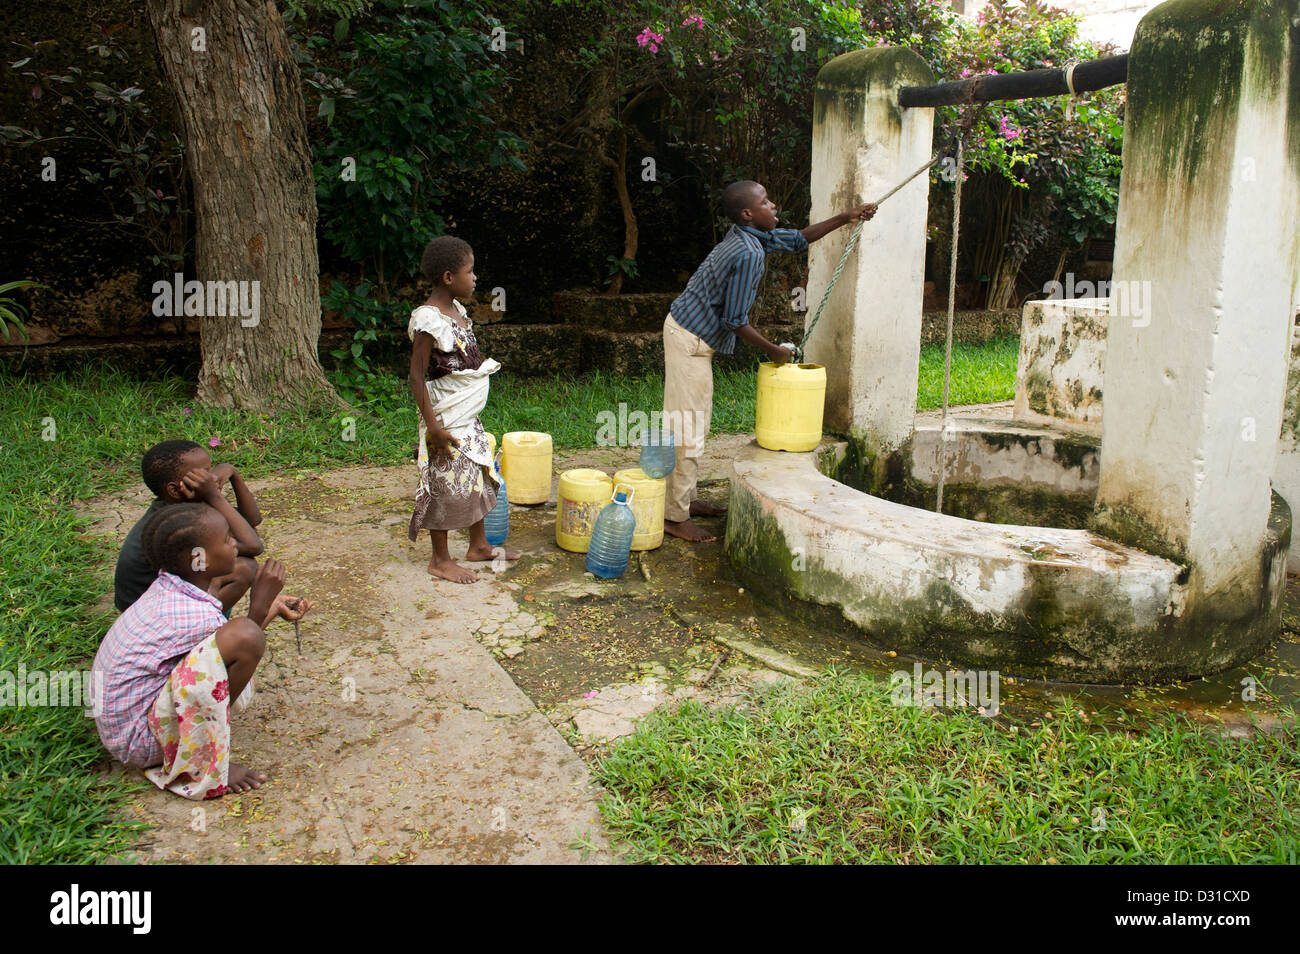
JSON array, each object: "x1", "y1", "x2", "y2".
[
  {"x1": 1063, "y1": 58, "x2": 1081, "y2": 121},
  {"x1": 797, "y1": 151, "x2": 941, "y2": 357},
  {"x1": 935, "y1": 135, "x2": 964, "y2": 514}
]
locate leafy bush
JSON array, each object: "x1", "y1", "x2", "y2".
[
  {"x1": 321, "y1": 279, "x2": 413, "y2": 404},
  {"x1": 2, "y1": 25, "x2": 189, "y2": 269},
  {"x1": 0, "y1": 280, "x2": 44, "y2": 342},
  {"x1": 929, "y1": 1, "x2": 1124, "y2": 307},
  {"x1": 295, "y1": 0, "x2": 525, "y2": 293}
]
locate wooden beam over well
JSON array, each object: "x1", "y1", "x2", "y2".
[{"x1": 899, "y1": 54, "x2": 1128, "y2": 108}]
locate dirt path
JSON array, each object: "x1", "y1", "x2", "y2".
[
  {"x1": 87, "y1": 434, "x2": 797, "y2": 864},
  {"x1": 94, "y1": 466, "x2": 614, "y2": 863}
]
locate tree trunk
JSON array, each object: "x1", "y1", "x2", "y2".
[
  {"x1": 604, "y1": 127, "x2": 639, "y2": 296},
  {"x1": 145, "y1": 0, "x2": 338, "y2": 410}
]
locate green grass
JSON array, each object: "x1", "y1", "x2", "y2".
[
  {"x1": 593, "y1": 671, "x2": 1300, "y2": 864},
  {"x1": 917, "y1": 333, "x2": 1020, "y2": 411},
  {"x1": 0, "y1": 336, "x2": 1018, "y2": 862},
  {"x1": 0, "y1": 365, "x2": 761, "y2": 862}
]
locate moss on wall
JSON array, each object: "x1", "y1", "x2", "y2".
[{"x1": 726, "y1": 476, "x2": 1291, "y2": 683}]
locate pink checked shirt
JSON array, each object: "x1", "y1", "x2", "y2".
[{"x1": 92, "y1": 572, "x2": 227, "y2": 767}]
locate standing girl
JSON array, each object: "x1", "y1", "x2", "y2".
[{"x1": 408, "y1": 235, "x2": 519, "y2": 583}]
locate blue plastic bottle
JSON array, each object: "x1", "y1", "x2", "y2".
[
  {"x1": 639, "y1": 426, "x2": 676, "y2": 479},
  {"x1": 484, "y1": 459, "x2": 509, "y2": 545},
  {"x1": 585, "y1": 486, "x2": 637, "y2": 579}
]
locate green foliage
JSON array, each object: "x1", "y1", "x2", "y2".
[
  {"x1": 552, "y1": 0, "x2": 885, "y2": 246},
  {"x1": 321, "y1": 279, "x2": 413, "y2": 404},
  {"x1": 926, "y1": 1, "x2": 1124, "y2": 301},
  {"x1": 2, "y1": 26, "x2": 189, "y2": 268},
  {"x1": 0, "y1": 280, "x2": 46, "y2": 343},
  {"x1": 604, "y1": 255, "x2": 640, "y2": 286},
  {"x1": 295, "y1": 0, "x2": 525, "y2": 291},
  {"x1": 595, "y1": 671, "x2": 1300, "y2": 864},
  {"x1": 547, "y1": 0, "x2": 1122, "y2": 296}
]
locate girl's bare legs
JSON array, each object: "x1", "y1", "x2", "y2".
[
  {"x1": 428, "y1": 528, "x2": 479, "y2": 584},
  {"x1": 213, "y1": 617, "x2": 267, "y2": 793},
  {"x1": 465, "y1": 518, "x2": 519, "y2": 563}
]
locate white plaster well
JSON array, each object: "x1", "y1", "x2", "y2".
[{"x1": 725, "y1": 13, "x2": 1298, "y2": 684}]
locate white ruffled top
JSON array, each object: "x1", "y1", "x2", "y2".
[{"x1": 408, "y1": 300, "x2": 469, "y2": 352}]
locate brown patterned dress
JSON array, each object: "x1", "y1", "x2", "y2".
[{"x1": 407, "y1": 301, "x2": 502, "y2": 539}]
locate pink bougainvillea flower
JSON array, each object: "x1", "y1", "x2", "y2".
[
  {"x1": 182, "y1": 406, "x2": 192, "y2": 415},
  {"x1": 583, "y1": 690, "x2": 600, "y2": 699},
  {"x1": 960, "y1": 68, "x2": 972, "y2": 78},
  {"x1": 636, "y1": 27, "x2": 665, "y2": 53},
  {"x1": 208, "y1": 437, "x2": 221, "y2": 448},
  {"x1": 710, "y1": 50, "x2": 721, "y2": 60},
  {"x1": 682, "y1": 14, "x2": 704, "y2": 28},
  {"x1": 999, "y1": 115, "x2": 1021, "y2": 141}
]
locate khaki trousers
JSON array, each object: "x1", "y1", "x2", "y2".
[{"x1": 663, "y1": 313, "x2": 714, "y2": 522}]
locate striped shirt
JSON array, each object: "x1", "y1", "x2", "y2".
[
  {"x1": 92, "y1": 572, "x2": 227, "y2": 767},
  {"x1": 669, "y1": 224, "x2": 809, "y2": 354}
]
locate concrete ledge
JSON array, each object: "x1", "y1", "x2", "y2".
[
  {"x1": 725, "y1": 440, "x2": 1288, "y2": 683},
  {"x1": 908, "y1": 417, "x2": 1100, "y2": 494},
  {"x1": 1014, "y1": 297, "x2": 1107, "y2": 433}
]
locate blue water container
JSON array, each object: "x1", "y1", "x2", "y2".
[
  {"x1": 484, "y1": 460, "x2": 509, "y2": 545},
  {"x1": 639, "y1": 426, "x2": 676, "y2": 479},
  {"x1": 585, "y1": 486, "x2": 637, "y2": 579}
]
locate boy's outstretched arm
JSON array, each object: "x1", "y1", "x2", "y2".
[
  {"x1": 212, "y1": 463, "x2": 263, "y2": 527},
  {"x1": 801, "y1": 203, "x2": 877, "y2": 244},
  {"x1": 735, "y1": 324, "x2": 794, "y2": 365},
  {"x1": 182, "y1": 468, "x2": 265, "y2": 557}
]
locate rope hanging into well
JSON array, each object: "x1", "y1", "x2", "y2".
[
  {"x1": 935, "y1": 134, "x2": 964, "y2": 514},
  {"x1": 795, "y1": 109, "x2": 975, "y2": 518}
]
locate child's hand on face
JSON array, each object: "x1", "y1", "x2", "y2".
[
  {"x1": 179, "y1": 467, "x2": 221, "y2": 503},
  {"x1": 210, "y1": 462, "x2": 237, "y2": 489},
  {"x1": 249, "y1": 558, "x2": 286, "y2": 624}
]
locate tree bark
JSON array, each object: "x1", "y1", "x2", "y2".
[
  {"x1": 145, "y1": 0, "x2": 338, "y2": 410},
  {"x1": 603, "y1": 127, "x2": 638, "y2": 296}
]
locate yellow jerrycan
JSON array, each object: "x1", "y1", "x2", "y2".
[
  {"x1": 755, "y1": 362, "x2": 826, "y2": 452},
  {"x1": 501, "y1": 431, "x2": 553, "y2": 504},
  {"x1": 484, "y1": 432, "x2": 497, "y2": 460},
  {"x1": 613, "y1": 467, "x2": 666, "y2": 551},
  {"x1": 556, "y1": 469, "x2": 613, "y2": 552}
]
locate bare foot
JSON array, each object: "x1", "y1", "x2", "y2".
[
  {"x1": 690, "y1": 499, "x2": 727, "y2": 517},
  {"x1": 428, "y1": 557, "x2": 479, "y2": 583},
  {"x1": 227, "y1": 763, "x2": 267, "y2": 794},
  {"x1": 664, "y1": 518, "x2": 717, "y2": 543},
  {"x1": 465, "y1": 543, "x2": 520, "y2": 562}
]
